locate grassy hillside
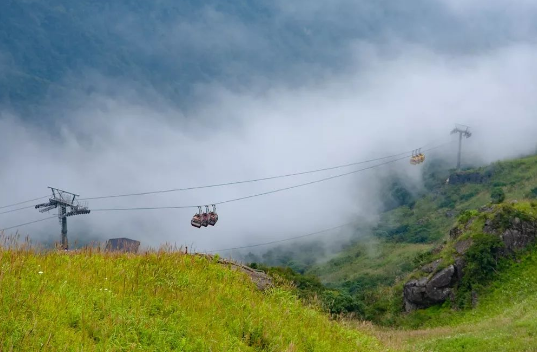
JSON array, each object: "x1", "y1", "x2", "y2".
[
  {"x1": 371, "y1": 242, "x2": 537, "y2": 351},
  {"x1": 309, "y1": 240, "x2": 430, "y2": 290},
  {"x1": 309, "y1": 154, "x2": 537, "y2": 299},
  {"x1": 244, "y1": 154, "x2": 537, "y2": 329},
  {"x1": 0, "y1": 246, "x2": 382, "y2": 351}
]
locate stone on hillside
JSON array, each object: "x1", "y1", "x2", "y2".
[
  {"x1": 454, "y1": 257, "x2": 466, "y2": 281},
  {"x1": 403, "y1": 265, "x2": 457, "y2": 312},
  {"x1": 478, "y1": 205, "x2": 494, "y2": 213},
  {"x1": 427, "y1": 265, "x2": 456, "y2": 288},
  {"x1": 447, "y1": 171, "x2": 492, "y2": 185},
  {"x1": 421, "y1": 259, "x2": 442, "y2": 273},
  {"x1": 455, "y1": 239, "x2": 473, "y2": 255},
  {"x1": 501, "y1": 222, "x2": 537, "y2": 252},
  {"x1": 403, "y1": 278, "x2": 428, "y2": 311},
  {"x1": 405, "y1": 205, "x2": 537, "y2": 312},
  {"x1": 449, "y1": 227, "x2": 463, "y2": 240},
  {"x1": 483, "y1": 218, "x2": 496, "y2": 234}
]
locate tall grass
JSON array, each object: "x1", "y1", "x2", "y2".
[
  {"x1": 0, "y1": 238, "x2": 382, "y2": 351},
  {"x1": 367, "y1": 244, "x2": 537, "y2": 352}
]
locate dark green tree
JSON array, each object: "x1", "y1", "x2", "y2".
[{"x1": 490, "y1": 187, "x2": 505, "y2": 204}]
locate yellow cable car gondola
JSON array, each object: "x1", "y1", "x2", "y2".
[{"x1": 410, "y1": 149, "x2": 425, "y2": 165}]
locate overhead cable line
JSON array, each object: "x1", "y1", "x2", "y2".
[
  {"x1": 0, "y1": 142, "x2": 452, "y2": 216},
  {"x1": 214, "y1": 154, "x2": 410, "y2": 206},
  {"x1": 0, "y1": 205, "x2": 37, "y2": 216},
  {"x1": 213, "y1": 141, "x2": 453, "y2": 206},
  {"x1": 91, "y1": 143, "x2": 449, "y2": 213},
  {"x1": 206, "y1": 223, "x2": 354, "y2": 253},
  {"x1": 92, "y1": 156, "x2": 407, "y2": 212},
  {"x1": 80, "y1": 146, "x2": 432, "y2": 201},
  {"x1": 0, "y1": 216, "x2": 57, "y2": 232},
  {"x1": 0, "y1": 196, "x2": 49, "y2": 210}
]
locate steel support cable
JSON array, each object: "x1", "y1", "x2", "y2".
[
  {"x1": 92, "y1": 156, "x2": 407, "y2": 212},
  {"x1": 0, "y1": 216, "x2": 57, "y2": 232},
  {"x1": 80, "y1": 142, "x2": 446, "y2": 201},
  {"x1": 0, "y1": 196, "x2": 49, "y2": 210},
  {"x1": 0, "y1": 205, "x2": 37, "y2": 216},
  {"x1": 0, "y1": 142, "x2": 452, "y2": 215},
  {"x1": 0, "y1": 143, "x2": 452, "y2": 232},
  {"x1": 205, "y1": 223, "x2": 354, "y2": 253},
  {"x1": 216, "y1": 139, "x2": 455, "y2": 205},
  {"x1": 213, "y1": 154, "x2": 410, "y2": 206},
  {"x1": 92, "y1": 143, "x2": 450, "y2": 212}
]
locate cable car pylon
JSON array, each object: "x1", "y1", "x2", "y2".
[{"x1": 450, "y1": 124, "x2": 472, "y2": 170}]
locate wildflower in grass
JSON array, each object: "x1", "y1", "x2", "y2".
[{"x1": 38, "y1": 271, "x2": 43, "y2": 274}]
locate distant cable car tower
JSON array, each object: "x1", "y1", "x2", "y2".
[
  {"x1": 450, "y1": 124, "x2": 472, "y2": 170},
  {"x1": 34, "y1": 187, "x2": 90, "y2": 250}
]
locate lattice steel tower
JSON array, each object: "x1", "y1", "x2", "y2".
[
  {"x1": 450, "y1": 124, "x2": 472, "y2": 170},
  {"x1": 35, "y1": 187, "x2": 90, "y2": 250}
]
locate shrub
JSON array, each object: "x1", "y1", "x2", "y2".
[
  {"x1": 458, "y1": 210, "x2": 479, "y2": 225},
  {"x1": 528, "y1": 187, "x2": 537, "y2": 199},
  {"x1": 321, "y1": 290, "x2": 365, "y2": 315},
  {"x1": 412, "y1": 250, "x2": 434, "y2": 267},
  {"x1": 439, "y1": 196, "x2": 456, "y2": 209},
  {"x1": 490, "y1": 187, "x2": 505, "y2": 204},
  {"x1": 456, "y1": 233, "x2": 504, "y2": 308}
]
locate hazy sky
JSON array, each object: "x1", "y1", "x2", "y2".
[{"x1": 1, "y1": 0, "x2": 537, "y2": 252}]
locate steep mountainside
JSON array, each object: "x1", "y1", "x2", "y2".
[{"x1": 310, "y1": 154, "x2": 537, "y2": 297}]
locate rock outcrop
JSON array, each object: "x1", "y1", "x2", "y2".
[
  {"x1": 483, "y1": 216, "x2": 537, "y2": 254},
  {"x1": 421, "y1": 259, "x2": 442, "y2": 273},
  {"x1": 404, "y1": 265, "x2": 458, "y2": 311},
  {"x1": 200, "y1": 254, "x2": 273, "y2": 291},
  {"x1": 446, "y1": 171, "x2": 492, "y2": 185},
  {"x1": 404, "y1": 205, "x2": 537, "y2": 312}
]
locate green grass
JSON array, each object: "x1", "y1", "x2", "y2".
[
  {"x1": 308, "y1": 240, "x2": 431, "y2": 290},
  {"x1": 0, "y1": 246, "x2": 383, "y2": 351},
  {"x1": 387, "y1": 245, "x2": 537, "y2": 351},
  {"x1": 311, "y1": 154, "x2": 537, "y2": 295}
]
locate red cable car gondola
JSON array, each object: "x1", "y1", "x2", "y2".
[
  {"x1": 201, "y1": 206, "x2": 209, "y2": 227},
  {"x1": 208, "y1": 204, "x2": 218, "y2": 226},
  {"x1": 191, "y1": 206, "x2": 203, "y2": 228}
]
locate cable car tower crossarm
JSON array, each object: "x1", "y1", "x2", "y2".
[{"x1": 34, "y1": 187, "x2": 90, "y2": 250}]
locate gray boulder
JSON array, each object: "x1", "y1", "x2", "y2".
[
  {"x1": 404, "y1": 207, "x2": 537, "y2": 312},
  {"x1": 421, "y1": 259, "x2": 442, "y2": 273},
  {"x1": 500, "y1": 219, "x2": 537, "y2": 253},
  {"x1": 454, "y1": 239, "x2": 473, "y2": 255},
  {"x1": 403, "y1": 265, "x2": 457, "y2": 312}
]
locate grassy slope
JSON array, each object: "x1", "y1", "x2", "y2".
[
  {"x1": 309, "y1": 154, "x2": 537, "y2": 295},
  {"x1": 309, "y1": 239, "x2": 430, "y2": 290},
  {"x1": 0, "y1": 248, "x2": 382, "y2": 351},
  {"x1": 372, "y1": 245, "x2": 537, "y2": 351}
]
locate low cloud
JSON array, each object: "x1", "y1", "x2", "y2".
[{"x1": 2, "y1": 41, "x2": 537, "y2": 253}]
